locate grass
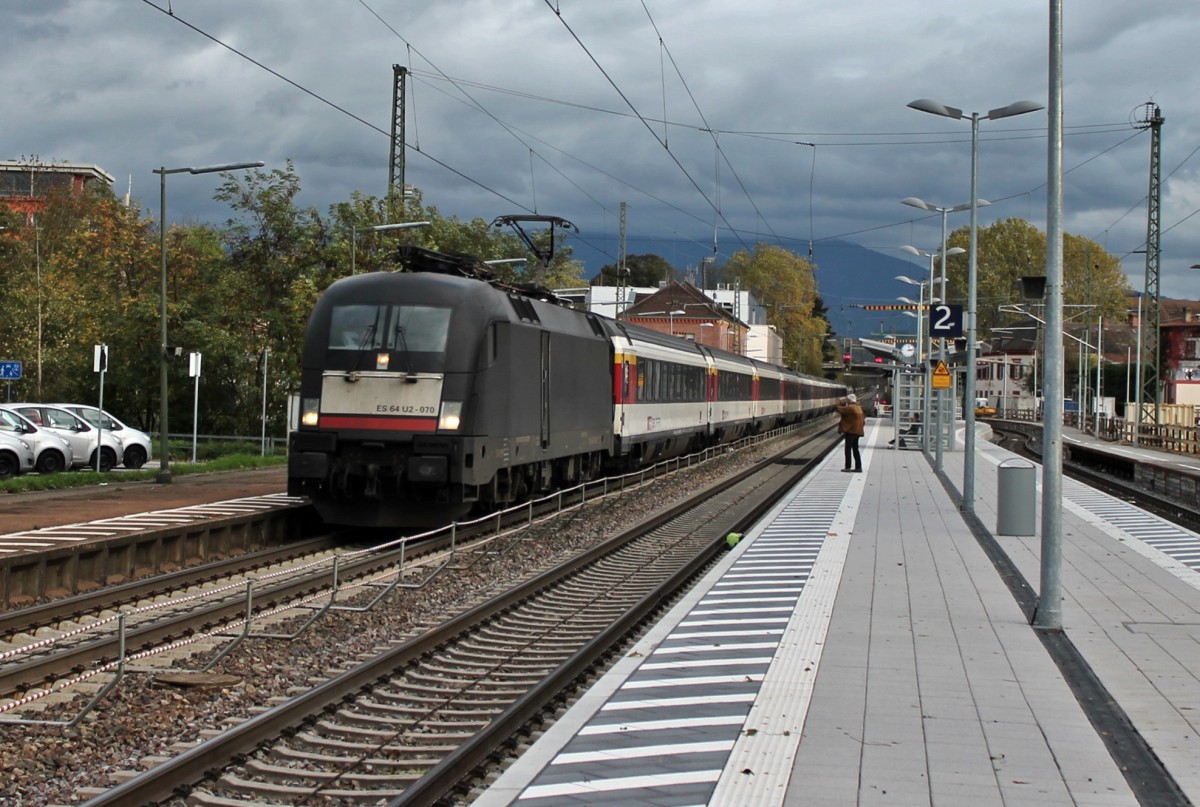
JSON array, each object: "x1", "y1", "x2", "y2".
[{"x1": 0, "y1": 452, "x2": 288, "y2": 494}]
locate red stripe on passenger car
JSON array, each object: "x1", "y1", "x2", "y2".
[{"x1": 321, "y1": 415, "x2": 438, "y2": 432}]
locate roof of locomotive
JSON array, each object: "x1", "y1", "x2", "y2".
[{"x1": 311, "y1": 246, "x2": 842, "y2": 389}]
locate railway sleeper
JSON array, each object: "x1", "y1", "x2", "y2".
[
  {"x1": 400, "y1": 668, "x2": 534, "y2": 690},
  {"x1": 355, "y1": 699, "x2": 501, "y2": 720},
  {"x1": 244, "y1": 757, "x2": 426, "y2": 785},
  {"x1": 368, "y1": 689, "x2": 516, "y2": 710},
  {"x1": 291, "y1": 730, "x2": 461, "y2": 754},
  {"x1": 373, "y1": 679, "x2": 522, "y2": 700},
  {"x1": 439, "y1": 649, "x2": 564, "y2": 669},
  {"x1": 315, "y1": 719, "x2": 479, "y2": 743},
  {"x1": 269, "y1": 743, "x2": 447, "y2": 770},
  {"x1": 419, "y1": 660, "x2": 556, "y2": 679},
  {"x1": 490, "y1": 614, "x2": 609, "y2": 630},
  {"x1": 430, "y1": 652, "x2": 543, "y2": 671},
  {"x1": 455, "y1": 637, "x2": 568, "y2": 654},
  {"x1": 188, "y1": 793, "x2": 296, "y2": 807},
  {"x1": 215, "y1": 772, "x2": 404, "y2": 802},
  {"x1": 333, "y1": 709, "x2": 490, "y2": 732}
]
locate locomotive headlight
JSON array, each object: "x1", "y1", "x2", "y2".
[
  {"x1": 301, "y1": 398, "x2": 320, "y2": 427},
  {"x1": 438, "y1": 401, "x2": 463, "y2": 431}
]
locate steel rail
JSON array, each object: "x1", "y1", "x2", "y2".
[{"x1": 82, "y1": 424, "x2": 838, "y2": 806}]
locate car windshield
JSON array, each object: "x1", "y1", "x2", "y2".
[
  {"x1": 0, "y1": 409, "x2": 31, "y2": 433},
  {"x1": 74, "y1": 409, "x2": 118, "y2": 430},
  {"x1": 42, "y1": 409, "x2": 85, "y2": 430}
]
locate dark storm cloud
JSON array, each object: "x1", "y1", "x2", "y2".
[{"x1": 6, "y1": 0, "x2": 1200, "y2": 296}]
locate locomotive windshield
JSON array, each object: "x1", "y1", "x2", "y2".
[{"x1": 328, "y1": 304, "x2": 451, "y2": 354}]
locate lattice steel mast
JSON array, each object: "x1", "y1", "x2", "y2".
[
  {"x1": 1136, "y1": 103, "x2": 1164, "y2": 430},
  {"x1": 388, "y1": 65, "x2": 408, "y2": 209}
]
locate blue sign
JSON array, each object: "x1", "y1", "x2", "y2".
[
  {"x1": 0, "y1": 361, "x2": 21, "y2": 380},
  {"x1": 928, "y1": 304, "x2": 964, "y2": 338}
]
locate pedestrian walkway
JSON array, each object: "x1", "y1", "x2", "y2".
[{"x1": 475, "y1": 419, "x2": 1200, "y2": 806}]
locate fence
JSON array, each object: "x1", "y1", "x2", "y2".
[{"x1": 1005, "y1": 406, "x2": 1200, "y2": 455}]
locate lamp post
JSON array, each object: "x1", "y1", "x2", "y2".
[
  {"x1": 908, "y1": 97, "x2": 1044, "y2": 513},
  {"x1": 901, "y1": 196, "x2": 982, "y2": 462},
  {"x1": 154, "y1": 161, "x2": 263, "y2": 484},
  {"x1": 899, "y1": 246, "x2": 965, "y2": 465},
  {"x1": 638, "y1": 309, "x2": 686, "y2": 336},
  {"x1": 896, "y1": 273, "x2": 941, "y2": 452},
  {"x1": 351, "y1": 221, "x2": 431, "y2": 273}
]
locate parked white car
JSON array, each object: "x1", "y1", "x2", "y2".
[
  {"x1": 51, "y1": 404, "x2": 152, "y2": 470},
  {"x1": 7, "y1": 404, "x2": 124, "y2": 472},
  {"x1": 0, "y1": 431, "x2": 35, "y2": 479},
  {"x1": 0, "y1": 406, "x2": 74, "y2": 473}
]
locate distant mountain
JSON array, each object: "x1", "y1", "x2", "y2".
[
  {"x1": 812, "y1": 240, "x2": 923, "y2": 339},
  {"x1": 572, "y1": 236, "x2": 920, "y2": 339}
]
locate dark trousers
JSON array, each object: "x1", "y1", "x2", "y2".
[{"x1": 843, "y1": 433, "x2": 862, "y2": 471}]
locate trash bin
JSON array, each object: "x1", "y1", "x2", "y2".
[{"x1": 997, "y1": 458, "x2": 1036, "y2": 536}]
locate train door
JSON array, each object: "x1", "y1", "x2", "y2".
[{"x1": 540, "y1": 331, "x2": 551, "y2": 448}]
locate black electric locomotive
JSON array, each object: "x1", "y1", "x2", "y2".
[{"x1": 288, "y1": 246, "x2": 845, "y2": 528}]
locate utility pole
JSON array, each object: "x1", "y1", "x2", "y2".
[
  {"x1": 1135, "y1": 103, "x2": 1164, "y2": 433},
  {"x1": 616, "y1": 202, "x2": 628, "y2": 316},
  {"x1": 388, "y1": 65, "x2": 408, "y2": 210}
]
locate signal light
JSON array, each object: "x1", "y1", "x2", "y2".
[{"x1": 873, "y1": 356, "x2": 884, "y2": 363}]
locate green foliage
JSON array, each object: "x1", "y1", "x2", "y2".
[
  {"x1": 722, "y1": 243, "x2": 827, "y2": 373},
  {"x1": 0, "y1": 161, "x2": 585, "y2": 448},
  {"x1": 943, "y1": 218, "x2": 1132, "y2": 337},
  {"x1": 0, "y1": 453, "x2": 286, "y2": 494},
  {"x1": 592, "y1": 254, "x2": 672, "y2": 287}
]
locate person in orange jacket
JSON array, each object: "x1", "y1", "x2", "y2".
[{"x1": 835, "y1": 394, "x2": 865, "y2": 472}]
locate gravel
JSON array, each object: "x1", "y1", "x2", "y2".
[{"x1": 0, "y1": 437, "x2": 794, "y2": 806}]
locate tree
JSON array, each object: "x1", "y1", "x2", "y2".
[
  {"x1": 0, "y1": 162, "x2": 591, "y2": 445},
  {"x1": 722, "y1": 243, "x2": 827, "y2": 373},
  {"x1": 942, "y1": 218, "x2": 1131, "y2": 338},
  {"x1": 592, "y1": 254, "x2": 671, "y2": 288}
]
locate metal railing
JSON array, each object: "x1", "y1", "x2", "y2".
[{"x1": 997, "y1": 408, "x2": 1200, "y2": 455}]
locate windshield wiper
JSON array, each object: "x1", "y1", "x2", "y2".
[
  {"x1": 394, "y1": 322, "x2": 418, "y2": 382},
  {"x1": 347, "y1": 311, "x2": 381, "y2": 375}
]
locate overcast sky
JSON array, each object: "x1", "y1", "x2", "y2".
[{"x1": 9, "y1": 1, "x2": 1200, "y2": 310}]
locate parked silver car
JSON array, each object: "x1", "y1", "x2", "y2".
[
  {"x1": 0, "y1": 431, "x2": 35, "y2": 479},
  {"x1": 0, "y1": 406, "x2": 74, "y2": 473},
  {"x1": 51, "y1": 404, "x2": 152, "y2": 470},
  {"x1": 7, "y1": 403, "x2": 124, "y2": 472}
]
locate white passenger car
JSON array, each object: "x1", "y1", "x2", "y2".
[
  {"x1": 0, "y1": 431, "x2": 35, "y2": 479},
  {"x1": 0, "y1": 406, "x2": 74, "y2": 473},
  {"x1": 7, "y1": 404, "x2": 124, "y2": 472},
  {"x1": 51, "y1": 404, "x2": 152, "y2": 469}
]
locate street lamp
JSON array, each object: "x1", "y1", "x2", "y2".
[
  {"x1": 154, "y1": 161, "x2": 264, "y2": 483},
  {"x1": 896, "y1": 273, "x2": 942, "y2": 453},
  {"x1": 351, "y1": 221, "x2": 431, "y2": 273},
  {"x1": 638, "y1": 309, "x2": 687, "y2": 335},
  {"x1": 902, "y1": 197, "x2": 980, "y2": 464},
  {"x1": 900, "y1": 245, "x2": 965, "y2": 466},
  {"x1": 908, "y1": 97, "x2": 1044, "y2": 513}
]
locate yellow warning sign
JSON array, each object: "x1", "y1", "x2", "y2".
[{"x1": 932, "y1": 360, "x2": 951, "y2": 390}]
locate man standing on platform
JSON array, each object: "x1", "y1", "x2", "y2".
[{"x1": 836, "y1": 394, "x2": 865, "y2": 473}]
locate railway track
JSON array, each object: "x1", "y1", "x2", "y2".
[
  {"x1": 76, "y1": 424, "x2": 838, "y2": 806},
  {"x1": 990, "y1": 425, "x2": 1200, "y2": 533}
]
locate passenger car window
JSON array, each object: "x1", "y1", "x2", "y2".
[{"x1": 47, "y1": 410, "x2": 81, "y2": 429}]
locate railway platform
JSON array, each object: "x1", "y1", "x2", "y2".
[{"x1": 475, "y1": 419, "x2": 1200, "y2": 806}]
